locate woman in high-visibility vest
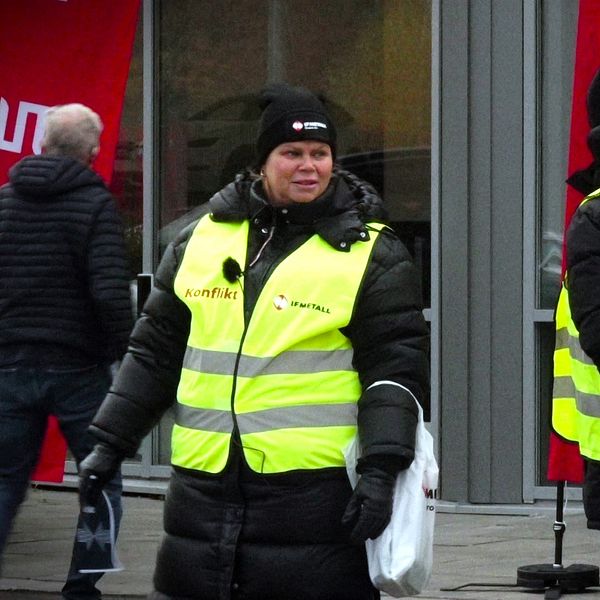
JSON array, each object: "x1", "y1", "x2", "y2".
[{"x1": 78, "y1": 83, "x2": 430, "y2": 600}]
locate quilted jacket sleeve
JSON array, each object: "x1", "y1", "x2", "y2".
[
  {"x1": 89, "y1": 229, "x2": 193, "y2": 456},
  {"x1": 344, "y1": 228, "x2": 430, "y2": 473},
  {"x1": 566, "y1": 196, "x2": 600, "y2": 368},
  {"x1": 87, "y1": 195, "x2": 134, "y2": 362}
]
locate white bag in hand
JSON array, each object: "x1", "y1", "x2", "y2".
[{"x1": 345, "y1": 400, "x2": 438, "y2": 597}]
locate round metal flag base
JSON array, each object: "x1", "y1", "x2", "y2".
[{"x1": 517, "y1": 563, "x2": 599, "y2": 593}]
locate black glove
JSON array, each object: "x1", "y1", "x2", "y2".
[
  {"x1": 78, "y1": 443, "x2": 122, "y2": 510},
  {"x1": 342, "y1": 466, "x2": 396, "y2": 544}
]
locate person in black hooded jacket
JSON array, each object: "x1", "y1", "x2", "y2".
[
  {"x1": 0, "y1": 103, "x2": 133, "y2": 599},
  {"x1": 79, "y1": 84, "x2": 430, "y2": 600},
  {"x1": 564, "y1": 68, "x2": 600, "y2": 530}
]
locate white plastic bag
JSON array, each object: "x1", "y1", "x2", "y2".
[{"x1": 345, "y1": 400, "x2": 438, "y2": 597}]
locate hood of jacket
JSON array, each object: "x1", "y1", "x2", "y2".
[
  {"x1": 208, "y1": 168, "x2": 389, "y2": 251},
  {"x1": 8, "y1": 155, "x2": 105, "y2": 200}
]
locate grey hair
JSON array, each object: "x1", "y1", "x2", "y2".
[{"x1": 41, "y1": 103, "x2": 103, "y2": 163}]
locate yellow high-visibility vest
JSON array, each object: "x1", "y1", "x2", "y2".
[
  {"x1": 172, "y1": 214, "x2": 383, "y2": 473},
  {"x1": 552, "y1": 190, "x2": 600, "y2": 461}
]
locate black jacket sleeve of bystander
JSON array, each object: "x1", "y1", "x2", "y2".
[{"x1": 566, "y1": 196, "x2": 600, "y2": 369}]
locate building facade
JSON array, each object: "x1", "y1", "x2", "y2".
[{"x1": 93, "y1": 0, "x2": 579, "y2": 505}]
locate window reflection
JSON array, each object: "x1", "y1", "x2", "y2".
[
  {"x1": 158, "y1": 0, "x2": 431, "y2": 297},
  {"x1": 110, "y1": 14, "x2": 144, "y2": 277},
  {"x1": 157, "y1": 0, "x2": 432, "y2": 463},
  {"x1": 538, "y1": 0, "x2": 577, "y2": 309},
  {"x1": 338, "y1": 147, "x2": 431, "y2": 306}
]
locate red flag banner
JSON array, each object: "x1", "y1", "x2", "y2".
[
  {"x1": 0, "y1": 0, "x2": 140, "y2": 185},
  {"x1": 0, "y1": 0, "x2": 140, "y2": 482},
  {"x1": 561, "y1": 0, "x2": 600, "y2": 252},
  {"x1": 548, "y1": 0, "x2": 600, "y2": 483},
  {"x1": 32, "y1": 417, "x2": 68, "y2": 484}
]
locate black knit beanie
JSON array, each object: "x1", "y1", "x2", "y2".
[
  {"x1": 587, "y1": 68, "x2": 600, "y2": 159},
  {"x1": 255, "y1": 83, "x2": 337, "y2": 168},
  {"x1": 566, "y1": 67, "x2": 600, "y2": 194}
]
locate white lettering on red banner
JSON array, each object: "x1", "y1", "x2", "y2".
[{"x1": 0, "y1": 97, "x2": 48, "y2": 155}]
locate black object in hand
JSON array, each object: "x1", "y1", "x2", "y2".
[
  {"x1": 79, "y1": 443, "x2": 122, "y2": 509},
  {"x1": 342, "y1": 466, "x2": 396, "y2": 544}
]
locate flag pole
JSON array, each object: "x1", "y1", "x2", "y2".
[{"x1": 516, "y1": 481, "x2": 598, "y2": 599}]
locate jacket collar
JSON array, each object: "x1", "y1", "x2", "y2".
[
  {"x1": 209, "y1": 168, "x2": 388, "y2": 251},
  {"x1": 9, "y1": 155, "x2": 103, "y2": 199}
]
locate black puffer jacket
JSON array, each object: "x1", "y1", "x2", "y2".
[
  {"x1": 566, "y1": 190, "x2": 600, "y2": 530},
  {"x1": 0, "y1": 155, "x2": 133, "y2": 366},
  {"x1": 91, "y1": 169, "x2": 430, "y2": 600},
  {"x1": 566, "y1": 192, "x2": 600, "y2": 367}
]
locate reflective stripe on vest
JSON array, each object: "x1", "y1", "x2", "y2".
[
  {"x1": 552, "y1": 190, "x2": 600, "y2": 460},
  {"x1": 552, "y1": 283, "x2": 581, "y2": 442},
  {"x1": 172, "y1": 214, "x2": 382, "y2": 473}
]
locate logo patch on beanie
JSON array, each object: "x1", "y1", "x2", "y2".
[{"x1": 291, "y1": 120, "x2": 327, "y2": 133}]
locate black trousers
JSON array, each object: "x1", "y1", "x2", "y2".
[{"x1": 584, "y1": 458, "x2": 600, "y2": 530}]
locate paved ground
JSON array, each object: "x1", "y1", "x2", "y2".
[{"x1": 1, "y1": 486, "x2": 600, "y2": 599}]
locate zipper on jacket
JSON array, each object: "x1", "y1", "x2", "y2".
[{"x1": 229, "y1": 218, "x2": 286, "y2": 473}]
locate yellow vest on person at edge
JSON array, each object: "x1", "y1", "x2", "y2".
[
  {"x1": 552, "y1": 190, "x2": 600, "y2": 462},
  {"x1": 172, "y1": 214, "x2": 384, "y2": 474}
]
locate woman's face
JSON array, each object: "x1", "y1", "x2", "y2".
[{"x1": 262, "y1": 140, "x2": 333, "y2": 205}]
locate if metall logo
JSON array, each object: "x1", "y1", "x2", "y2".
[{"x1": 273, "y1": 294, "x2": 331, "y2": 314}]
